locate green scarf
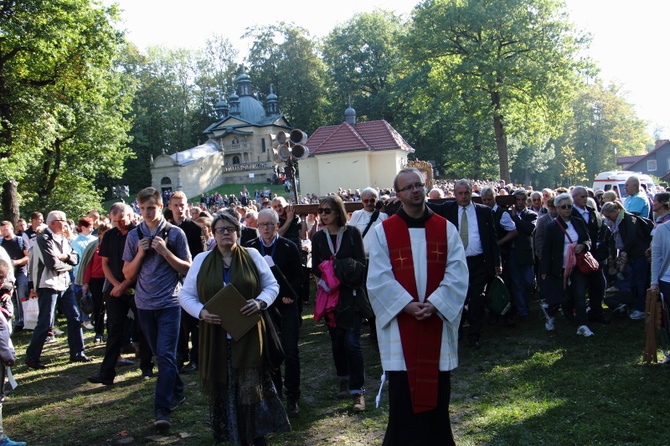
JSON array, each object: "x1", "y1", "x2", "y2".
[{"x1": 196, "y1": 246, "x2": 263, "y2": 397}]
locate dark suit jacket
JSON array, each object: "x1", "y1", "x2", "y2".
[
  {"x1": 541, "y1": 216, "x2": 591, "y2": 278},
  {"x1": 240, "y1": 226, "x2": 259, "y2": 247},
  {"x1": 428, "y1": 200, "x2": 501, "y2": 280},
  {"x1": 245, "y1": 235, "x2": 303, "y2": 305},
  {"x1": 571, "y1": 204, "x2": 612, "y2": 262},
  {"x1": 510, "y1": 208, "x2": 537, "y2": 266}
]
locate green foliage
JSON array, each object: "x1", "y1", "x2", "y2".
[
  {"x1": 322, "y1": 10, "x2": 409, "y2": 123},
  {"x1": 405, "y1": 0, "x2": 590, "y2": 182},
  {"x1": 245, "y1": 23, "x2": 330, "y2": 133},
  {"x1": 0, "y1": 0, "x2": 134, "y2": 218}
]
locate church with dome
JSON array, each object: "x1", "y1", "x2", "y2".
[
  {"x1": 150, "y1": 72, "x2": 416, "y2": 200},
  {"x1": 150, "y1": 73, "x2": 292, "y2": 198}
]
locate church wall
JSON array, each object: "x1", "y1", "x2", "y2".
[{"x1": 314, "y1": 152, "x2": 372, "y2": 196}]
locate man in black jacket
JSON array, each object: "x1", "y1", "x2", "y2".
[
  {"x1": 429, "y1": 180, "x2": 501, "y2": 348},
  {"x1": 246, "y1": 208, "x2": 303, "y2": 417},
  {"x1": 508, "y1": 190, "x2": 538, "y2": 320}
]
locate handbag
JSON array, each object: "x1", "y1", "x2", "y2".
[
  {"x1": 77, "y1": 290, "x2": 94, "y2": 315},
  {"x1": 22, "y1": 292, "x2": 39, "y2": 330},
  {"x1": 486, "y1": 276, "x2": 511, "y2": 315},
  {"x1": 556, "y1": 218, "x2": 599, "y2": 275},
  {"x1": 261, "y1": 308, "x2": 285, "y2": 372},
  {"x1": 575, "y1": 250, "x2": 599, "y2": 275}
]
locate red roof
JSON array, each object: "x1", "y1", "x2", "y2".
[
  {"x1": 617, "y1": 155, "x2": 644, "y2": 165},
  {"x1": 306, "y1": 120, "x2": 415, "y2": 155}
]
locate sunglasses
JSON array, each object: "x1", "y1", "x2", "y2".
[
  {"x1": 317, "y1": 208, "x2": 333, "y2": 215},
  {"x1": 559, "y1": 204, "x2": 573, "y2": 210}
]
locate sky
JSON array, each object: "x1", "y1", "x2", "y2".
[{"x1": 105, "y1": 0, "x2": 670, "y2": 139}]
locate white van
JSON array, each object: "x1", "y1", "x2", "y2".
[{"x1": 592, "y1": 171, "x2": 656, "y2": 198}]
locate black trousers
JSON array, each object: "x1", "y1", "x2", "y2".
[
  {"x1": 383, "y1": 371, "x2": 455, "y2": 446},
  {"x1": 465, "y1": 254, "x2": 489, "y2": 342},
  {"x1": 99, "y1": 293, "x2": 152, "y2": 379}
]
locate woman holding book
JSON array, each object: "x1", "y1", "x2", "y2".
[{"x1": 179, "y1": 209, "x2": 288, "y2": 446}]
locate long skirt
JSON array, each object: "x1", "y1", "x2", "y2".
[{"x1": 211, "y1": 339, "x2": 290, "y2": 445}]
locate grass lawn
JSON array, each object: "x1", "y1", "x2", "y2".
[{"x1": 4, "y1": 295, "x2": 669, "y2": 445}]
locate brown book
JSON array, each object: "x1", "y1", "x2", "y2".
[{"x1": 203, "y1": 284, "x2": 260, "y2": 341}]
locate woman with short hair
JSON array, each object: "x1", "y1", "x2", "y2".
[
  {"x1": 179, "y1": 210, "x2": 287, "y2": 445},
  {"x1": 540, "y1": 193, "x2": 594, "y2": 336}
]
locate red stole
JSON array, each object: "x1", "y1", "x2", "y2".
[{"x1": 383, "y1": 213, "x2": 448, "y2": 413}]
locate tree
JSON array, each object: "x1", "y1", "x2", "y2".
[
  {"x1": 0, "y1": 0, "x2": 133, "y2": 219},
  {"x1": 245, "y1": 23, "x2": 329, "y2": 133},
  {"x1": 322, "y1": 10, "x2": 408, "y2": 122},
  {"x1": 405, "y1": 0, "x2": 590, "y2": 183},
  {"x1": 566, "y1": 81, "x2": 651, "y2": 180}
]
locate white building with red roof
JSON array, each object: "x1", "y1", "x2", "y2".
[{"x1": 298, "y1": 106, "x2": 415, "y2": 196}]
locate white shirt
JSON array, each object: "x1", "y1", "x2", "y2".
[
  {"x1": 460, "y1": 203, "x2": 483, "y2": 257},
  {"x1": 492, "y1": 204, "x2": 517, "y2": 232},
  {"x1": 348, "y1": 209, "x2": 388, "y2": 256},
  {"x1": 179, "y1": 248, "x2": 279, "y2": 326}
]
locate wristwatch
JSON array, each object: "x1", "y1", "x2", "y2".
[{"x1": 255, "y1": 299, "x2": 267, "y2": 310}]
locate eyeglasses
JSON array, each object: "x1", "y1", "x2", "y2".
[
  {"x1": 559, "y1": 204, "x2": 573, "y2": 210},
  {"x1": 362, "y1": 198, "x2": 376, "y2": 204},
  {"x1": 214, "y1": 226, "x2": 237, "y2": 234},
  {"x1": 258, "y1": 222, "x2": 276, "y2": 228},
  {"x1": 317, "y1": 208, "x2": 333, "y2": 215},
  {"x1": 397, "y1": 182, "x2": 425, "y2": 193}
]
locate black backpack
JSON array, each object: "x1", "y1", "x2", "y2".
[{"x1": 634, "y1": 214, "x2": 654, "y2": 242}]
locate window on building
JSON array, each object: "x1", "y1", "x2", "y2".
[
  {"x1": 233, "y1": 156, "x2": 240, "y2": 164},
  {"x1": 647, "y1": 159, "x2": 657, "y2": 172},
  {"x1": 262, "y1": 138, "x2": 266, "y2": 153}
]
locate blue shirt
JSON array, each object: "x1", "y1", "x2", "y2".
[
  {"x1": 122, "y1": 219, "x2": 190, "y2": 310},
  {"x1": 624, "y1": 191, "x2": 650, "y2": 218}
]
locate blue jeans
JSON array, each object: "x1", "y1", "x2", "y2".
[
  {"x1": 137, "y1": 306, "x2": 183, "y2": 414},
  {"x1": 26, "y1": 286, "x2": 85, "y2": 361},
  {"x1": 508, "y1": 251, "x2": 535, "y2": 318},
  {"x1": 327, "y1": 314, "x2": 364, "y2": 393}
]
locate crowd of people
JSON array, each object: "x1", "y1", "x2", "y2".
[{"x1": 0, "y1": 171, "x2": 668, "y2": 445}]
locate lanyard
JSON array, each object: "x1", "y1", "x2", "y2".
[{"x1": 323, "y1": 226, "x2": 345, "y2": 259}]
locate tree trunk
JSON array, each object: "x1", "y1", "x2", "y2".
[
  {"x1": 2, "y1": 180, "x2": 19, "y2": 225},
  {"x1": 493, "y1": 114, "x2": 510, "y2": 184}
]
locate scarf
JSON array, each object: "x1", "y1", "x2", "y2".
[
  {"x1": 383, "y1": 207, "x2": 447, "y2": 413},
  {"x1": 196, "y1": 245, "x2": 262, "y2": 397}
]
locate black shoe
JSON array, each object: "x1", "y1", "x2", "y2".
[
  {"x1": 154, "y1": 410, "x2": 171, "y2": 429},
  {"x1": 180, "y1": 362, "x2": 198, "y2": 373},
  {"x1": 169, "y1": 395, "x2": 185, "y2": 411},
  {"x1": 287, "y1": 399, "x2": 300, "y2": 417},
  {"x1": 87, "y1": 375, "x2": 114, "y2": 386},
  {"x1": 588, "y1": 313, "x2": 611, "y2": 324},
  {"x1": 70, "y1": 355, "x2": 92, "y2": 363},
  {"x1": 25, "y1": 359, "x2": 46, "y2": 370},
  {"x1": 13, "y1": 324, "x2": 23, "y2": 332}
]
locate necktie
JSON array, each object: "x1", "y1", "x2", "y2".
[{"x1": 460, "y1": 207, "x2": 469, "y2": 249}]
